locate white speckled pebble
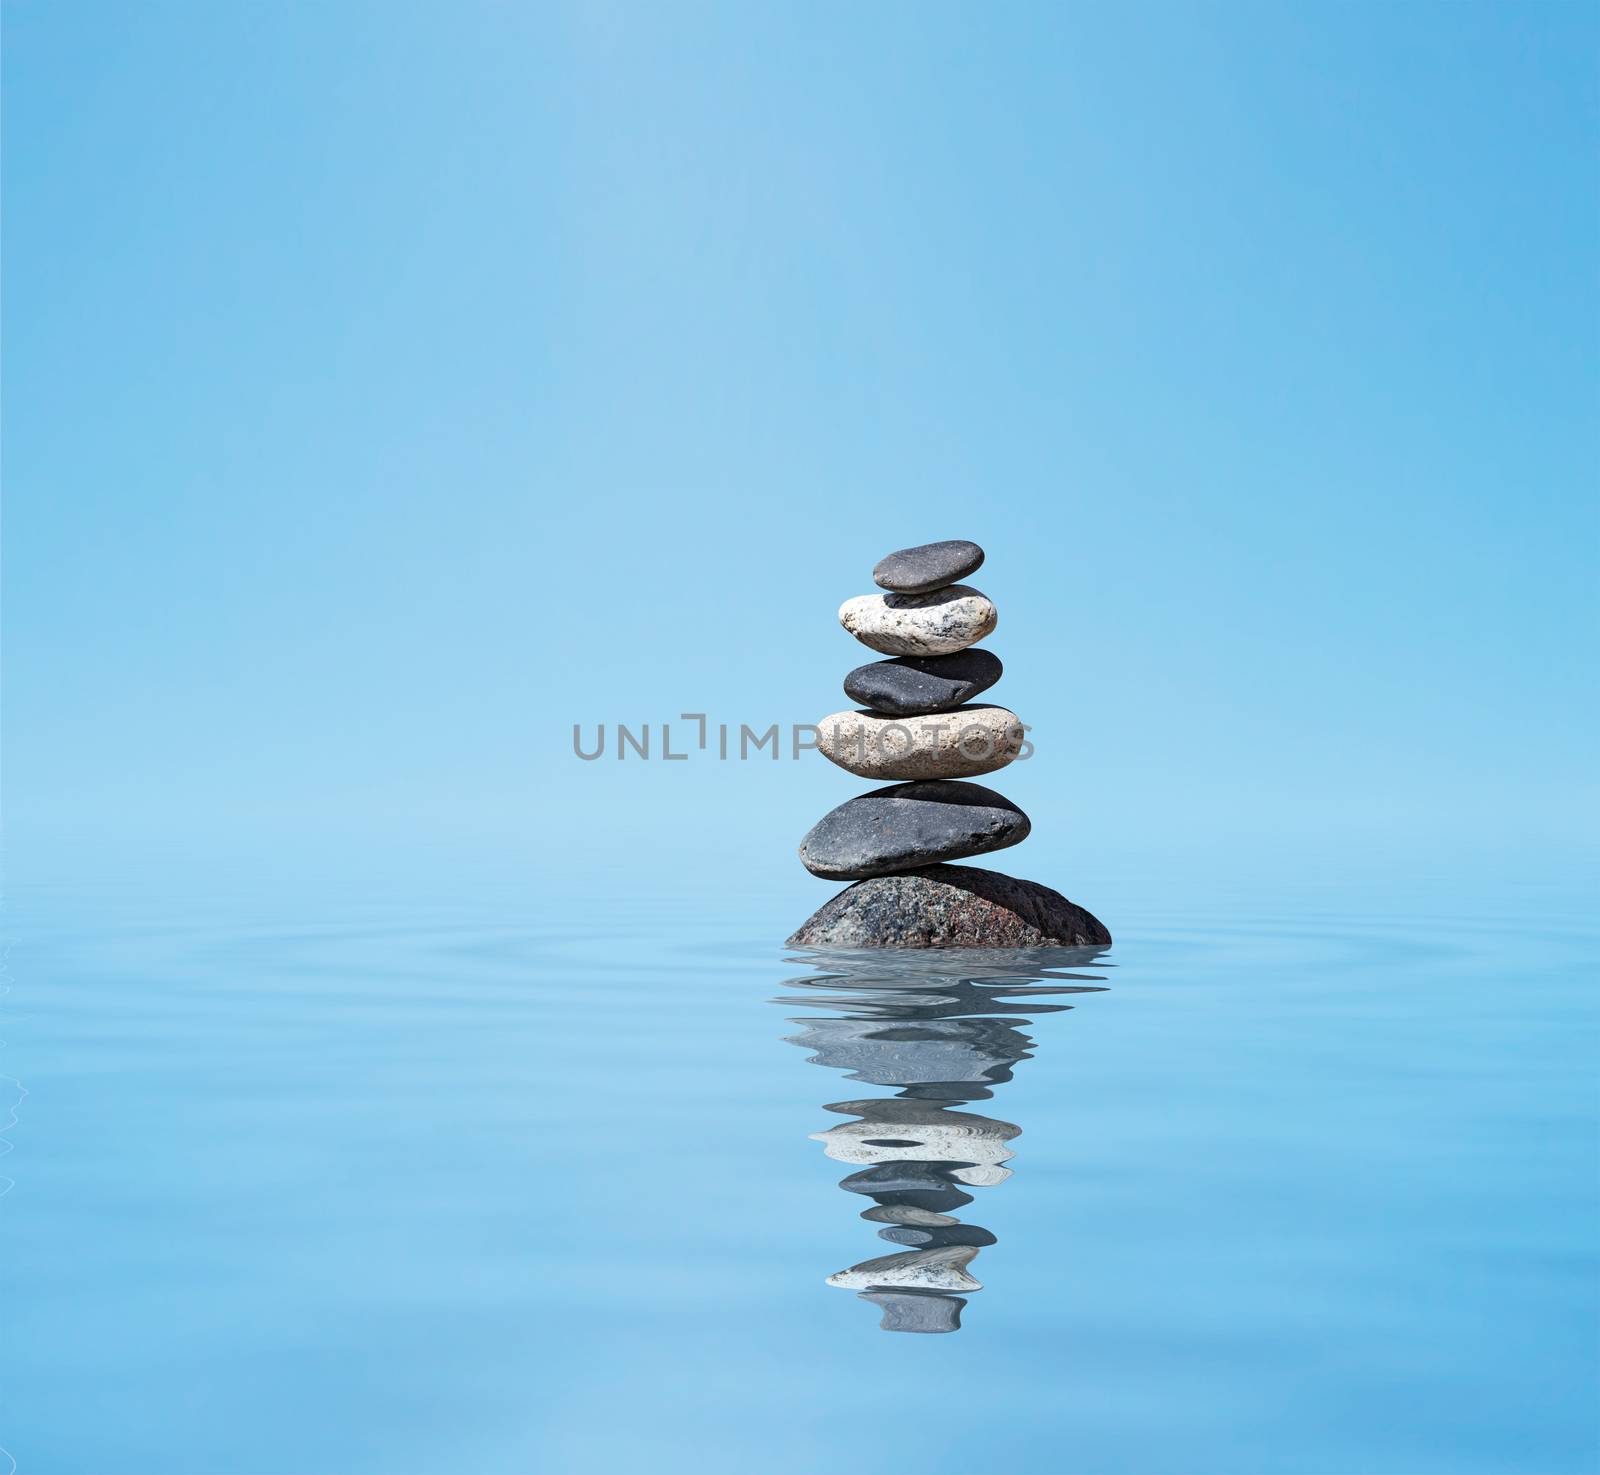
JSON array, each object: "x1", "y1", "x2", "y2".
[
  {"x1": 815, "y1": 705, "x2": 1024, "y2": 780},
  {"x1": 838, "y1": 584, "x2": 997, "y2": 657}
]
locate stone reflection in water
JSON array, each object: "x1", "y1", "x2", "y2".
[{"x1": 777, "y1": 946, "x2": 1111, "y2": 1333}]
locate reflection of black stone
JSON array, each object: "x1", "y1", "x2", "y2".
[
  {"x1": 785, "y1": 1018, "x2": 1035, "y2": 1097},
  {"x1": 876, "y1": 1224, "x2": 997, "y2": 1248},
  {"x1": 837, "y1": 1161, "x2": 975, "y2": 1214},
  {"x1": 779, "y1": 944, "x2": 1110, "y2": 1333},
  {"x1": 859, "y1": 1291, "x2": 967, "y2": 1334}
]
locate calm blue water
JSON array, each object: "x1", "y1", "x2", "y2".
[{"x1": 4, "y1": 879, "x2": 1596, "y2": 1474}]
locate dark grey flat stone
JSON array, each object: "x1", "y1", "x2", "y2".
[
  {"x1": 788, "y1": 864, "x2": 1112, "y2": 949},
  {"x1": 857, "y1": 1291, "x2": 967, "y2": 1333},
  {"x1": 843, "y1": 649, "x2": 1003, "y2": 717},
  {"x1": 873, "y1": 539, "x2": 985, "y2": 594},
  {"x1": 799, "y1": 781, "x2": 1030, "y2": 881},
  {"x1": 877, "y1": 1224, "x2": 997, "y2": 1248}
]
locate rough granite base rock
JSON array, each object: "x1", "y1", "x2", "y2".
[{"x1": 786, "y1": 864, "x2": 1111, "y2": 949}]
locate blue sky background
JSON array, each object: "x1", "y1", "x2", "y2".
[{"x1": 6, "y1": 0, "x2": 1596, "y2": 915}]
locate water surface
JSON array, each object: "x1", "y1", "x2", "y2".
[{"x1": 4, "y1": 883, "x2": 1595, "y2": 1473}]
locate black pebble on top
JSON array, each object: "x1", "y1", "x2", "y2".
[
  {"x1": 872, "y1": 539, "x2": 985, "y2": 594},
  {"x1": 843, "y1": 648, "x2": 1003, "y2": 717}
]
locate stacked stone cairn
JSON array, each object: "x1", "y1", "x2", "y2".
[{"x1": 787, "y1": 539, "x2": 1111, "y2": 948}]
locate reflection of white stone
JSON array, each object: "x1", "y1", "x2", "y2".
[
  {"x1": 948, "y1": 1163, "x2": 1013, "y2": 1186},
  {"x1": 809, "y1": 1102, "x2": 1018, "y2": 1175},
  {"x1": 826, "y1": 1245, "x2": 982, "y2": 1293},
  {"x1": 860, "y1": 1204, "x2": 959, "y2": 1227}
]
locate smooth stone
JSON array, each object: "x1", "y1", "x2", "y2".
[
  {"x1": 799, "y1": 780, "x2": 1030, "y2": 880},
  {"x1": 843, "y1": 649, "x2": 1003, "y2": 717},
  {"x1": 860, "y1": 1205, "x2": 960, "y2": 1227},
  {"x1": 857, "y1": 1291, "x2": 967, "y2": 1333},
  {"x1": 826, "y1": 1245, "x2": 982, "y2": 1293},
  {"x1": 815, "y1": 705, "x2": 1023, "y2": 781},
  {"x1": 837, "y1": 1162, "x2": 975, "y2": 1213},
  {"x1": 838, "y1": 585, "x2": 997, "y2": 657},
  {"x1": 877, "y1": 1224, "x2": 997, "y2": 1249},
  {"x1": 872, "y1": 539, "x2": 985, "y2": 594},
  {"x1": 787, "y1": 864, "x2": 1113, "y2": 949}
]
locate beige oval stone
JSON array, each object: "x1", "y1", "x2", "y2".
[
  {"x1": 815, "y1": 704, "x2": 1024, "y2": 780},
  {"x1": 838, "y1": 584, "x2": 997, "y2": 657}
]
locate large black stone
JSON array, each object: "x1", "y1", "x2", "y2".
[
  {"x1": 843, "y1": 649, "x2": 1003, "y2": 717},
  {"x1": 787, "y1": 864, "x2": 1112, "y2": 949},
  {"x1": 873, "y1": 539, "x2": 985, "y2": 594},
  {"x1": 798, "y1": 780, "x2": 1030, "y2": 880}
]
